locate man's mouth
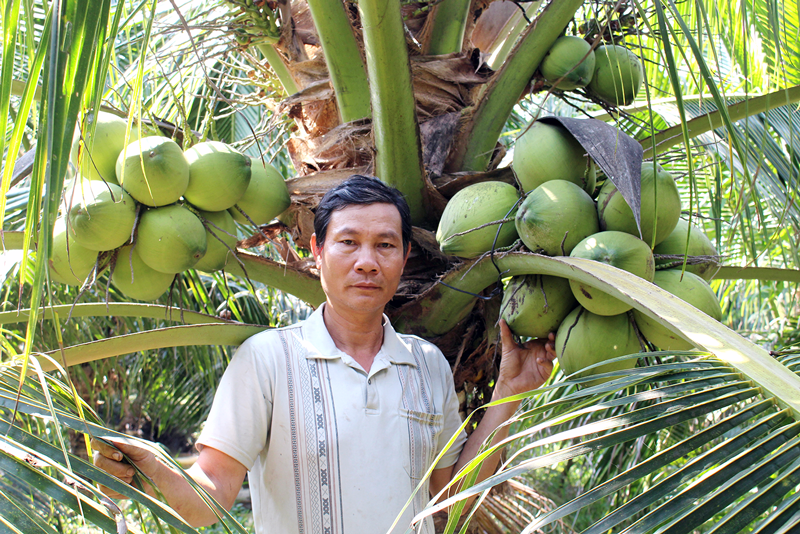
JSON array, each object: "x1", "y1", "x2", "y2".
[{"x1": 353, "y1": 283, "x2": 380, "y2": 289}]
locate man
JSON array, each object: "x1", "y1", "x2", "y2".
[{"x1": 92, "y1": 175, "x2": 556, "y2": 533}]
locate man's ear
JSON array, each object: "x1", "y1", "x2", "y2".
[{"x1": 310, "y1": 234, "x2": 322, "y2": 268}]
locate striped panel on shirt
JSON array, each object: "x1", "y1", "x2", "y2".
[
  {"x1": 280, "y1": 329, "x2": 344, "y2": 534},
  {"x1": 397, "y1": 339, "x2": 443, "y2": 521}
]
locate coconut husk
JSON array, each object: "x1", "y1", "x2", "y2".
[
  {"x1": 424, "y1": 178, "x2": 450, "y2": 220},
  {"x1": 275, "y1": 0, "x2": 308, "y2": 64},
  {"x1": 271, "y1": 33, "x2": 492, "y2": 173},
  {"x1": 289, "y1": 0, "x2": 319, "y2": 48},
  {"x1": 411, "y1": 50, "x2": 493, "y2": 118},
  {"x1": 462, "y1": 0, "x2": 493, "y2": 51},
  {"x1": 286, "y1": 54, "x2": 329, "y2": 90},
  {"x1": 420, "y1": 112, "x2": 460, "y2": 177},
  {"x1": 286, "y1": 119, "x2": 373, "y2": 175},
  {"x1": 280, "y1": 203, "x2": 316, "y2": 250},
  {"x1": 471, "y1": 0, "x2": 520, "y2": 52},
  {"x1": 396, "y1": 244, "x2": 448, "y2": 301},
  {"x1": 280, "y1": 77, "x2": 338, "y2": 142},
  {"x1": 278, "y1": 167, "x2": 369, "y2": 249},
  {"x1": 414, "y1": 0, "x2": 490, "y2": 54},
  {"x1": 452, "y1": 323, "x2": 494, "y2": 388}
]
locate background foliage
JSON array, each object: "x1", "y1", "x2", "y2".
[{"x1": 1, "y1": 0, "x2": 800, "y2": 532}]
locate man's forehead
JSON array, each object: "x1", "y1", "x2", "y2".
[{"x1": 328, "y1": 203, "x2": 403, "y2": 232}]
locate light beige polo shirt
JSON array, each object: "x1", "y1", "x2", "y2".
[{"x1": 197, "y1": 304, "x2": 467, "y2": 534}]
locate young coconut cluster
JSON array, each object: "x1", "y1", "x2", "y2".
[
  {"x1": 436, "y1": 119, "x2": 722, "y2": 384},
  {"x1": 50, "y1": 111, "x2": 291, "y2": 301},
  {"x1": 538, "y1": 34, "x2": 644, "y2": 107}
]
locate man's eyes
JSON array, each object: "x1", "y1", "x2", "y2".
[{"x1": 338, "y1": 239, "x2": 395, "y2": 248}]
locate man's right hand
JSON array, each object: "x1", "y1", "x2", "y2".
[
  {"x1": 91, "y1": 437, "x2": 248, "y2": 527},
  {"x1": 91, "y1": 437, "x2": 158, "y2": 499}
]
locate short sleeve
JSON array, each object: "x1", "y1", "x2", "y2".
[
  {"x1": 433, "y1": 350, "x2": 467, "y2": 469},
  {"x1": 196, "y1": 331, "x2": 277, "y2": 470}
]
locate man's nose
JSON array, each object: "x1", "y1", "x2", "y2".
[{"x1": 354, "y1": 247, "x2": 379, "y2": 272}]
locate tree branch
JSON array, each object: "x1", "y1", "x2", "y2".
[
  {"x1": 305, "y1": 0, "x2": 371, "y2": 122},
  {"x1": 449, "y1": 0, "x2": 585, "y2": 172},
  {"x1": 357, "y1": 0, "x2": 428, "y2": 224}
]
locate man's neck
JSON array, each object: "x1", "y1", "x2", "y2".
[{"x1": 322, "y1": 303, "x2": 384, "y2": 372}]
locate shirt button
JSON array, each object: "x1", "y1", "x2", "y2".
[{"x1": 368, "y1": 379, "x2": 371, "y2": 385}]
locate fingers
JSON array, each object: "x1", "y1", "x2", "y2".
[
  {"x1": 519, "y1": 334, "x2": 557, "y2": 360},
  {"x1": 93, "y1": 436, "x2": 153, "y2": 463},
  {"x1": 545, "y1": 332, "x2": 557, "y2": 359},
  {"x1": 498, "y1": 319, "x2": 517, "y2": 349},
  {"x1": 91, "y1": 437, "x2": 145, "y2": 499},
  {"x1": 91, "y1": 437, "x2": 124, "y2": 462},
  {"x1": 531, "y1": 332, "x2": 556, "y2": 360},
  {"x1": 93, "y1": 448, "x2": 137, "y2": 483}
]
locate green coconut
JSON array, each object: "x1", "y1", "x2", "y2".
[
  {"x1": 70, "y1": 111, "x2": 139, "y2": 184},
  {"x1": 501, "y1": 275, "x2": 577, "y2": 339},
  {"x1": 515, "y1": 180, "x2": 599, "y2": 256},
  {"x1": 112, "y1": 245, "x2": 175, "y2": 301},
  {"x1": 194, "y1": 210, "x2": 239, "y2": 272},
  {"x1": 184, "y1": 141, "x2": 251, "y2": 211},
  {"x1": 569, "y1": 231, "x2": 655, "y2": 315},
  {"x1": 597, "y1": 162, "x2": 681, "y2": 247},
  {"x1": 436, "y1": 181, "x2": 520, "y2": 258},
  {"x1": 49, "y1": 218, "x2": 98, "y2": 286},
  {"x1": 540, "y1": 36, "x2": 596, "y2": 90},
  {"x1": 588, "y1": 45, "x2": 643, "y2": 107},
  {"x1": 116, "y1": 136, "x2": 190, "y2": 207},
  {"x1": 555, "y1": 307, "x2": 641, "y2": 385},
  {"x1": 229, "y1": 158, "x2": 291, "y2": 225},
  {"x1": 633, "y1": 270, "x2": 722, "y2": 350},
  {"x1": 66, "y1": 179, "x2": 137, "y2": 251},
  {"x1": 653, "y1": 219, "x2": 720, "y2": 281},
  {"x1": 512, "y1": 121, "x2": 596, "y2": 195},
  {"x1": 136, "y1": 205, "x2": 208, "y2": 274}
]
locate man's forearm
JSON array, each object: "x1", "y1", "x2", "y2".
[
  {"x1": 435, "y1": 320, "x2": 556, "y2": 508},
  {"x1": 132, "y1": 456, "x2": 236, "y2": 528}
]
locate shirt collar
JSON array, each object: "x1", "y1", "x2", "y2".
[{"x1": 302, "y1": 303, "x2": 417, "y2": 367}]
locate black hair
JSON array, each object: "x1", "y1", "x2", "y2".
[{"x1": 314, "y1": 175, "x2": 412, "y2": 252}]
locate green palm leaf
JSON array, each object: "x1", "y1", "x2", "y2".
[{"x1": 406, "y1": 254, "x2": 800, "y2": 532}]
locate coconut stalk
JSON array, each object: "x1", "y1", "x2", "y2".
[
  {"x1": 40, "y1": 323, "x2": 269, "y2": 370},
  {"x1": 256, "y1": 43, "x2": 300, "y2": 95},
  {"x1": 395, "y1": 252, "x2": 800, "y2": 417},
  {"x1": 449, "y1": 0, "x2": 586, "y2": 172},
  {"x1": 357, "y1": 0, "x2": 427, "y2": 224},
  {"x1": 714, "y1": 266, "x2": 800, "y2": 283},
  {"x1": 225, "y1": 251, "x2": 326, "y2": 306},
  {"x1": 305, "y1": 0, "x2": 371, "y2": 122},
  {"x1": 425, "y1": 0, "x2": 472, "y2": 55},
  {"x1": 0, "y1": 304, "x2": 229, "y2": 326},
  {"x1": 641, "y1": 84, "x2": 800, "y2": 159},
  {"x1": 31, "y1": 254, "x2": 800, "y2": 418}
]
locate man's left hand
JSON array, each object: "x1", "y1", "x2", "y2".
[{"x1": 494, "y1": 319, "x2": 557, "y2": 400}]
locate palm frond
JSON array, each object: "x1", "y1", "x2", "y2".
[{"x1": 423, "y1": 356, "x2": 800, "y2": 533}]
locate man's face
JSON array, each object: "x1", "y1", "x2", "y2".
[{"x1": 311, "y1": 203, "x2": 409, "y2": 318}]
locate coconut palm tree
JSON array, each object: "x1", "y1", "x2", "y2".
[{"x1": 1, "y1": 0, "x2": 799, "y2": 532}]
